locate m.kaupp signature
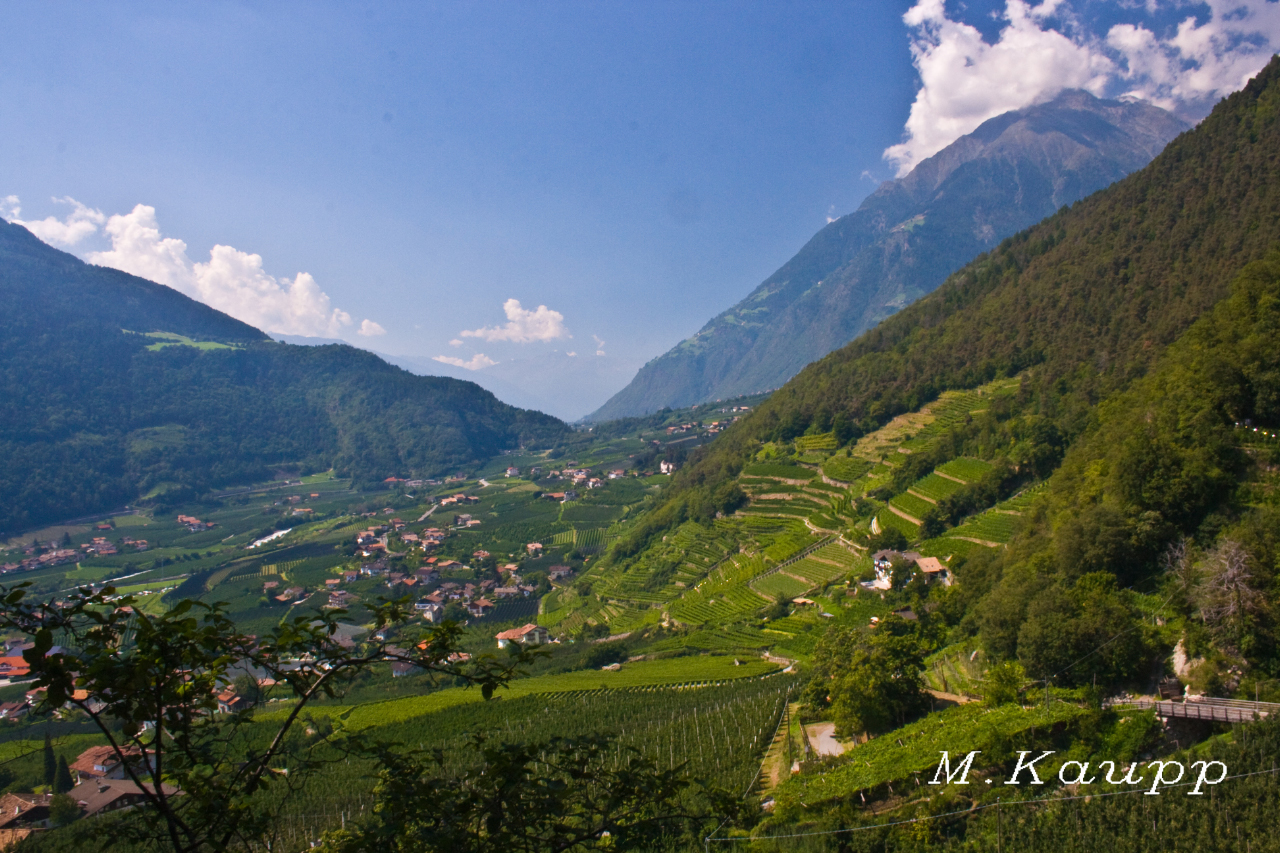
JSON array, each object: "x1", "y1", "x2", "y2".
[{"x1": 929, "y1": 750, "x2": 1228, "y2": 795}]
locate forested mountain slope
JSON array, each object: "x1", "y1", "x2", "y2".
[
  {"x1": 607, "y1": 54, "x2": 1280, "y2": 568},
  {"x1": 590, "y1": 89, "x2": 1187, "y2": 420},
  {"x1": 0, "y1": 222, "x2": 568, "y2": 533}
]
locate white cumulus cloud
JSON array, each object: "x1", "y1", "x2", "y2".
[
  {"x1": 86, "y1": 205, "x2": 359, "y2": 338},
  {"x1": 460, "y1": 298, "x2": 569, "y2": 343},
  {"x1": 433, "y1": 353, "x2": 498, "y2": 370},
  {"x1": 593, "y1": 334, "x2": 606, "y2": 356},
  {"x1": 1, "y1": 196, "x2": 380, "y2": 340},
  {"x1": 1106, "y1": 0, "x2": 1280, "y2": 111},
  {"x1": 3, "y1": 196, "x2": 106, "y2": 247},
  {"x1": 886, "y1": 0, "x2": 1280, "y2": 176},
  {"x1": 886, "y1": 0, "x2": 1114, "y2": 175}
]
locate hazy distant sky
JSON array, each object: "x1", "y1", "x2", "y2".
[{"x1": 2, "y1": 1, "x2": 1277, "y2": 380}]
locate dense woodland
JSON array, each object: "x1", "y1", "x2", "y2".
[{"x1": 0, "y1": 222, "x2": 568, "y2": 533}]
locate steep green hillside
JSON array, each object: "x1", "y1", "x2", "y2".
[
  {"x1": 591, "y1": 90, "x2": 1187, "y2": 420},
  {"x1": 0, "y1": 221, "x2": 568, "y2": 533}
]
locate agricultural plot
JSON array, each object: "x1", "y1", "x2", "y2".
[
  {"x1": 741, "y1": 463, "x2": 816, "y2": 481},
  {"x1": 561, "y1": 503, "x2": 624, "y2": 525},
  {"x1": 793, "y1": 432, "x2": 837, "y2": 452},
  {"x1": 249, "y1": 670, "x2": 800, "y2": 845},
  {"x1": 820, "y1": 454, "x2": 871, "y2": 483},
  {"x1": 320, "y1": 654, "x2": 785, "y2": 730},
  {"x1": 947, "y1": 508, "x2": 1022, "y2": 544},
  {"x1": 753, "y1": 571, "x2": 812, "y2": 601},
  {"x1": 916, "y1": 537, "x2": 989, "y2": 559},
  {"x1": 910, "y1": 472, "x2": 966, "y2": 502},
  {"x1": 876, "y1": 507, "x2": 919, "y2": 539},
  {"x1": 937, "y1": 456, "x2": 995, "y2": 483},
  {"x1": 888, "y1": 491, "x2": 934, "y2": 521},
  {"x1": 1001, "y1": 482, "x2": 1046, "y2": 511},
  {"x1": 846, "y1": 378, "x2": 1020, "y2": 463},
  {"x1": 785, "y1": 555, "x2": 848, "y2": 587},
  {"x1": 669, "y1": 554, "x2": 771, "y2": 626}
]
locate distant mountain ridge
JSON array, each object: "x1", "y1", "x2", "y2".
[
  {"x1": 0, "y1": 222, "x2": 568, "y2": 533},
  {"x1": 590, "y1": 90, "x2": 1188, "y2": 421},
  {"x1": 272, "y1": 333, "x2": 641, "y2": 422}
]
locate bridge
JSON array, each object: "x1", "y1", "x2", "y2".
[{"x1": 1107, "y1": 696, "x2": 1280, "y2": 724}]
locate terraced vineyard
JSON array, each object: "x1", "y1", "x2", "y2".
[
  {"x1": 753, "y1": 572, "x2": 811, "y2": 601},
  {"x1": 741, "y1": 463, "x2": 816, "y2": 481},
  {"x1": 946, "y1": 507, "x2": 1021, "y2": 544},
  {"x1": 937, "y1": 456, "x2": 996, "y2": 483},
  {"x1": 888, "y1": 491, "x2": 933, "y2": 522},
  {"x1": 909, "y1": 472, "x2": 965, "y2": 502},
  {"x1": 820, "y1": 454, "x2": 871, "y2": 483},
  {"x1": 793, "y1": 432, "x2": 838, "y2": 452},
  {"x1": 919, "y1": 483, "x2": 1045, "y2": 554},
  {"x1": 876, "y1": 506, "x2": 919, "y2": 539},
  {"x1": 668, "y1": 554, "x2": 770, "y2": 625},
  {"x1": 784, "y1": 543, "x2": 864, "y2": 585}
]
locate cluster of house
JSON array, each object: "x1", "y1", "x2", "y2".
[
  {"x1": 0, "y1": 638, "x2": 32, "y2": 690},
  {"x1": 437, "y1": 493, "x2": 480, "y2": 507},
  {"x1": 0, "y1": 547, "x2": 79, "y2": 575},
  {"x1": 81, "y1": 534, "x2": 151, "y2": 556},
  {"x1": 540, "y1": 490, "x2": 580, "y2": 503},
  {"x1": 541, "y1": 468, "x2": 602, "y2": 487},
  {"x1": 864, "y1": 550, "x2": 953, "y2": 589},
  {"x1": 665, "y1": 416, "x2": 740, "y2": 437},
  {"x1": 358, "y1": 519, "x2": 451, "y2": 556},
  {"x1": 175, "y1": 514, "x2": 215, "y2": 532},
  {"x1": 263, "y1": 581, "x2": 309, "y2": 605},
  {"x1": 0, "y1": 745, "x2": 179, "y2": 847},
  {"x1": 384, "y1": 476, "x2": 442, "y2": 488},
  {"x1": 410, "y1": 559, "x2": 546, "y2": 620},
  {"x1": 330, "y1": 555, "x2": 559, "y2": 621},
  {"x1": 399, "y1": 527, "x2": 446, "y2": 549}
]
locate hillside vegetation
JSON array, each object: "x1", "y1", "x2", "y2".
[{"x1": 0, "y1": 221, "x2": 568, "y2": 533}]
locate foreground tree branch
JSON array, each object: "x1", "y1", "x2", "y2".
[{"x1": 0, "y1": 582, "x2": 534, "y2": 853}]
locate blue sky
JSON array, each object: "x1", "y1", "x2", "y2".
[{"x1": 3, "y1": 1, "x2": 1278, "y2": 416}]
